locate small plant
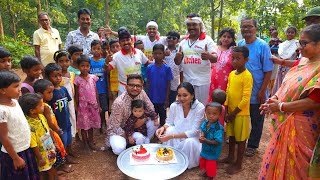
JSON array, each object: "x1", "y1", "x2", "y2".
[{"x1": 1, "y1": 34, "x2": 34, "y2": 68}]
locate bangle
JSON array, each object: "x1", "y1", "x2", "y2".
[
  {"x1": 278, "y1": 102, "x2": 285, "y2": 112},
  {"x1": 172, "y1": 134, "x2": 175, "y2": 139}
]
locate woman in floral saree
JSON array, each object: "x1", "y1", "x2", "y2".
[{"x1": 259, "y1": 24, "x2": 320, "y2": 179}]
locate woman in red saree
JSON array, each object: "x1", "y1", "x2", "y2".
[{"x1": 259, "y1": 24, "x2": 320, "y2": 179}]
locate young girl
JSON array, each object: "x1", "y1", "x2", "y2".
[
  {"x1": 208, "y1": 28, "x2": 236, "y2": 102},
  {"x1": 74, "y1": 55, "x2": 101, "y2": 151},
  {"x1": 19, "y1": 93, "x2": 57, "y2": 179},
  {"x1": 33, "y1": 79, "x2": 73, "y2": 173},
  {"x1": 124, "y1": 100, "x2": 159, "y2": 145},
  {"x1": 54, "y1": 50, "x2": 77, "y2": 138},
  {"x1": 199, "y1": 102, "x2": 224, "y2": 179},
  {"x1": 271, "y1": 26, "x2": 299, "y2": 95},
  {"x1": 0, "y1": 71, "x2": 40, "y2": 179},
  {"x1": 221, "y1": 46, "x2": 253, "y2": 174},
  {"x1": 20, "y1": 55, "x2": 43, "y2": 94},
  {"x1": 67, "y1": 45, "x2": 83, "y2": 77}
]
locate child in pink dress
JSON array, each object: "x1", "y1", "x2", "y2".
[
  {"x1": 74, "y1": 55, "x2": 101, "y2": 151},
  {"x1": 208, "y1": 28, "x2": 236, "y2": 102}
]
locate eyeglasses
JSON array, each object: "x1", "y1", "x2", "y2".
[
  {"x1": 167, "y1": 36, "x2": 178, "y2": 40},
  {"x1": 296, "y1": 40, "x2": 314, "y2": 48},
  {"x1": 240, "y1": 25, "x2": 255, "y2": 30},
  {"x1": 127, "y1": 84, "x2": 143, "y2": 89}
]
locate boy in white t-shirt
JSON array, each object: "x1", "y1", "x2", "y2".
[{"x1": 107, "y1": 27, "x2": 151, "y2": 95}]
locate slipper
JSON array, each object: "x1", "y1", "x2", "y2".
[
  {"x1": 66, "y1": 156, "x2": 80, "y2": 164},
  {"x1": 61, "y1": 164, "x2": 74, "y2": 173},
  {"x1": 57, "y1": 170, "x2": 65, "y2": 176},
  {"x1": 245, "y1": 148, "x2": 256, "y2": 157}
]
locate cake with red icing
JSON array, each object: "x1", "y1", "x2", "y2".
[{"x1": 132, "y1": 145, "x2": 150, "y2": 161}]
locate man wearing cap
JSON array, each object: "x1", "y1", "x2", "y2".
[
  {"x1": 65, "y1": 8, "x2": 99, "y2": 56},
  {"x1": 106, "y1": 28, "x2": 151, "y2": 95},
  {"x1": 174, "y1": 13, "x2": 217, "y2": 105},
  {"x1": 33, "y1": 12, "x2": 62, "y2": 66},
  {"x1": 303, "y1": 6, "x2": 320, "y2": 26}
]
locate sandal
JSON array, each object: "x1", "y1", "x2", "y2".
[{"x1": 245, "y1": 147, "x2": 256, "y2": 157}]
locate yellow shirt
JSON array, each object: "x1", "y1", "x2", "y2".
[
  {"x1": 110, "y1": 68, "x2": 119, "y2": 92},
  {"x1": 28, "y1": 114, "x2": 56, "y2": 171},
  {"x1": 225, "y1": 69, "x2": 253, "y2": 116},
  {"x1": 33, "y1": 27, "x2": 62, "y2": 66}
]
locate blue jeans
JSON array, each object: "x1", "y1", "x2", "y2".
[
  {"x1": 247, "y1": 104, "x2": 265, "y2": 149},
  {"x1": 60, "y1": 126, "x2": 72, "y2": 148}
]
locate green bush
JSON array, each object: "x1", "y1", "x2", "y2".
[{"x1": 1, "y1": 35, "x2": 34, "y2": 68}]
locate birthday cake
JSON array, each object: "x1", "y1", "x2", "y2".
[
  {"x1": 156, "y1": 147, "x2": 174, "y2": 161},
  {"x1": 132, "y1": 145, "x2": 150, "y2": 161}
]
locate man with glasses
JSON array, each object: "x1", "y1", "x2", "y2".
[
  {"x1": 65, "y1": 8, "x2": 99, "y2": 56},
  {"x1": 238, "y1": 18, "x2": 273, "y2": 157},
  {"x1": 33, "y1": 12, "x2": 62, "y2": 66},
  {"x1": 105, "y1": 74, "x2": 158, "y2": 155},
  {"x1": 106, "y1": 27, "x2": 151, "y2": 95}
]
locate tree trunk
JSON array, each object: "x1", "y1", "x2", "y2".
[
  {"x1": 8, "y1": 4, "x2": 16, "y2": 40},
  {"x1": 210, "y1": 0, "x2": 215, "y2": 39},
  {"x1": 217, "y1": 0, "x2": 224, "y2": 35},
  {"x1": 105, "y1": 0, "x2": 110, "y2": 26},
  {"x1": 36, "y1": 0, "x2": 41, "y2": 16},
  {"x1": 0, "y1": 13, "x2": 4, "y2": 42}
]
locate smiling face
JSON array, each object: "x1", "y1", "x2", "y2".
[
  {"x1": 78, "y1": 13, "x2": 91, "y2": 29},
  {"x1": 286, "y1": 28, "x2": 296, "y2": 40},
  {"x1": 177, "y1": 87, "x2": 194, "y2": 107},
  {"x1": 24, "y1": 64, "x2": 43, "y2": 80},
  {"x1": 126, "y1": 79, "x2": 143, "y2": 98},
  {"x1": 147, "y1": 26, "x2": 157, "y2": 38},
  {"x1": 219, "y1": 32, "x2": 234, "y2": 47},
  {"x1": 38, "y1": 14, "x2": 50, "y2": 30},
  {"x1": 119, "y1": 38, "x2": 132, "y2": 51},
  {"x1": 187, "y1": 22, "x2": 201, "y2": 37},
  {"x1": 298, "y1": 32, "x2": 320, "y2": 59},
  {"x1": 240, "y1": 19, "x2": 257, "y2": 39}
]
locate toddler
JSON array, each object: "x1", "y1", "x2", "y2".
[
  {"x1": 124, "y1": 99, "x2": 159, "y2": 145},
  {"x1": 199, "y1": 102, "x2": 224, "y2": 179}
]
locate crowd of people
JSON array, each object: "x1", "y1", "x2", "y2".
[{"x1": 0, "y1": 5, "x2": 320, "y2": 180}]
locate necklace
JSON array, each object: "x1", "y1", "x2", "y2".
[{"x1": 188, "y1": 38, "x2": 199, "y2": 48}]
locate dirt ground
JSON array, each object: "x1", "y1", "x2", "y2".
[{"x1": 13, "y1": 69, "x2": 271, "y2": 180}]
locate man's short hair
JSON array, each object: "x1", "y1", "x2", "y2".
[
  {"x1": 241, "y1": 17, "x2": 258, "y2": 28},
  {"x1": 77, "y1": 8, "x2": 91, "y2": 18},
  {"x1": 38, "y1": 12, "x2": 48, "y2": 19},
  {"x1": 127, "y1": 74, "x2": 143, "y2": 84}
]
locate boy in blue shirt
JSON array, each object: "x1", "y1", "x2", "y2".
[
  {"x1": 45, "y1": 63, "x2": 78, "y2": 163},
  {"x1": 199, "y1": 102, "x2": 224, "y2": 178},
  {"x1": 90, "y1": 40, "x2": 108, "y2": 133},
  {"x1": 146, "y1": 44, "x2": 173, "y2": 126}
]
